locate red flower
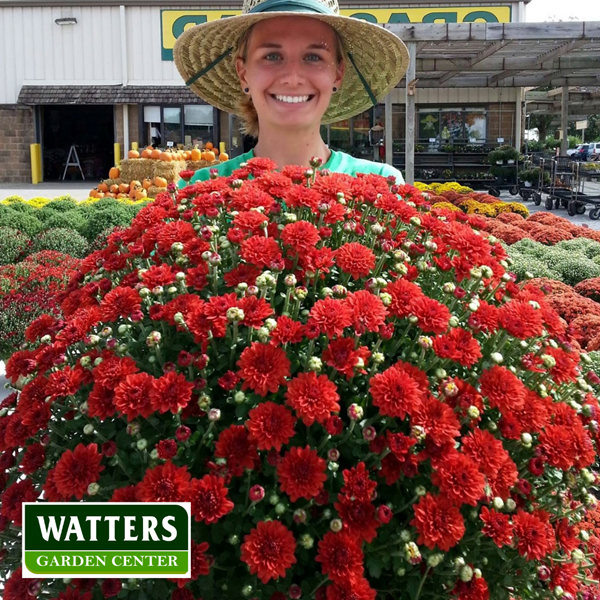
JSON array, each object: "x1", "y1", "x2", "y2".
[
  {"x1": 150, "y1": 371, "x2": 194, "y2": 414},
  {"x1": 54, "y1": 443, "x2": 104, "y2": 500},
  {"x1": 240, "y1": 235, "x2": 283, "y2": 268},
  {"x1": 247, "y1": 402, "x2": 296, "y2": 451},
  {"x1": 452, "y1": 577, "x2": 490, "y2": 600},
  {"x1": 369, "y1": 366, "x2": 424, "y2": 419},
  {"x1": 545, "y1": 347, "x2": 580, "y2": 384},
  {"x1": 538, "y1": 425, "x2": 579, "y2": 470},
  {"x1": 110, "y1": 485, "x2": 140, "y2": 502},
  {"x1": 285, "y1": 371, "x2": 340, "y2": 426},
  {"x1": 190, "y1": 474, "x2": 234, "y2": 524},
  {"x1": 411, "y1": 493, "x2": 466, "y2": 551},
  {"x1": 345, "y1": 290, "x2": 388, "y2": 334},
  {"x1": 237, "y1": 343, "x2": 291, "y2": 397},
  {"x1": 87, "y1": 384, "x2": 116, "y2": 420},
  {"x1": 410, "y1": 295, "x2": 452, "y2": 335},
  {"x1": 238, "y1": 295, "x2": 273, "y2": 329},
  {"x1": 316, "y1": 530, "x2": 364, "y2": 583},
  {"x1": 480, "y1": 506, "x2": 513, "y2": 547},
  {"x1": 114, "y1": 372, "x2": 155, "y2": 421},
  {"x1": 341, "y1": 462, "x2": 377, "y2": 502},
  {"x1": 101, "y1": 579, "x2": 122, "y2": 598},
  {"x1": 241, "y1": 521, "x2": 297, "y2": 583},
  {"x1": 169, "y1": 540, "x2": 211, "y2": 588},
  {"x1": 335, "y1": 242, "x2": 376, "y2": 279},
  {"x1": 137, "y1": 461, "x2": 191, "y2": 502},
  {"x1": 433, "y1": 328, "x2": 482, "y2": 367},
  {"x1": 549, "y1": 562, "x2": 579, "y2": 596},
  {"x1": 412, "y1": 396, "x2": 461, "y2": 445},
  {"x1": 479, "y1": 365, "x2": 526, "y2": 413},
  {"x1": 335, "y1": 495, "x2": 379, "y2": 542},
  {"x1": 498, "y1": 300, "x2": 544, "y2": 339},
  {"x1": 46, "y1": 366, "x2": 85, "y2": 400},
  {"x1": 433, "y1": 453, "x2": 485, "y2": 507},
  {"x1": 3, "y1": 567, "x2": 38, "y2": 600},
  {"x1": 224, "y1": 263, "x2": 261, "y2": 288},
  {"x1": 270, "y1": 315, "x2": 305, "y2": 345},
  {"x1": 99, "y1": 286, "x2": 141, "y2": 321},
  {"x1": 487, "y1": 456, "x2": 518, "y2": 500},
  {"x1": 157, "y1": 439, "x2": 178, "y2": 460},
  {"x1": 322, "y1": 338, "x2": 370, "y2": 379},
  {"x1": 309, "y1": 298, "x2": 353, "y2": 338},
  {"x1": 20, "y1": 442, "x2": 46, "y2": 475},
  {"x1": 326, "y1": 578, "x2": 376, "y2": 600},
  {"x1": 277, "y1": 446, "x2": 327, "y2": 501},
  {"x1": 512, "y1": 509, "x2": 556, "y2": 560},
  {"x1": 215, "y1": 425, "x2": 259, "y2": 477},
  {"x1": 0, "y1": 478, "x2": 39, "y2": 526},
  {"x1": 461, "y1": 429, "x2": 508, "y2": 478},
  {"x1": 93, "y1": 355, "x2": 139, "y2": 389},
  {"x1": 281, "y1": 220, "x2": 321, "y2": 255}
]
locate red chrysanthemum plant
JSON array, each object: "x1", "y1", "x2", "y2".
[{"x1": 1, "y1": 156, "x2": 599, "y2": 600}]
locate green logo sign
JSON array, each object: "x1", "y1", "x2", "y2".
[{"x1": 22, "y1": 502, "x2": 191, "y2": 578}]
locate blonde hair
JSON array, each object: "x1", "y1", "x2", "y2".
[{"x1": 235, "y1": 22, "x2": 345, "y2": 139}]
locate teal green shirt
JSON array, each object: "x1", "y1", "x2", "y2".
[{"x1": 179, "y1": 149, "x2": 404, "y2": 188}]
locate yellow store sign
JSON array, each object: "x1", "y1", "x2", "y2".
[{"x1": 161, "y1": 6, "x2": 512, "y2": 60}]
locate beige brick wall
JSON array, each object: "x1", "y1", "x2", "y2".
[
  {"x1": 115, "y1": 105, "x2": 142, "y2": 154},
  {"x1": 0, "y1": 105, "x2": 35, "y2": 183}
]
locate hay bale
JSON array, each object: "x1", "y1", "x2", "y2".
[
  {"x1": 148, "y1": 185, "x2": 168, "y2": 199},
  {"x1": 104, "y1": 178, "x2": 122, "y2": 187},
  {"x1": 154, "y1": 160, "x2": 187, "y2": 183},
  {"x1": 186, "y1": 160, "x2": 220, "y2": 172},
  {"x1": 120, "y1": 158, "x2": 155, "y2": 182}
]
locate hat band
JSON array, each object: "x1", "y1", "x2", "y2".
[{"x1": 247, "y1": 0, "x2": 336, "y2": 15}]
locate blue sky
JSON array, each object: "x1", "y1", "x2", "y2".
[{"x1": 526, "y1": 0, "x2": 600, "y2": 22}]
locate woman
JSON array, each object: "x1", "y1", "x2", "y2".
[{"x1": 174, "y1": 0, "x2": 409, "y2": 184}]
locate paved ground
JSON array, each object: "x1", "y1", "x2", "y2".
[{"x1": 1, "y1": 178, "x2": 600, "y2": 398}]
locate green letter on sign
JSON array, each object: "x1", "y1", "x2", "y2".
[
  {"x1": 172, "y1": 15, "x2": 207, "y2": 39},
  {"x1": 388, "y1": 13, "x2": 412, "y2": 23},
  {"x1": 348, "y1": 12, "x2": 378, "y2": 23},
  {"x1": 464, "y1": 11, "x2": 500, "y2": 22},
  {"x1": 423, "y1": 12, "x2": 458, "y2": 23}
]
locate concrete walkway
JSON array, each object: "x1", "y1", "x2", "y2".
[{"x1": 0, "y1": 181, "x2": 92, "y2": 201}]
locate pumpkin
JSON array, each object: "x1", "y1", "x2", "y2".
[
  {"x1": 142, "y1": 178, "x2": 153, "y2": 190},
  {"x1": 134, "y1": 188, "x2": 148, "y2": 200},
  {"x1": 191, "y1": 147, "x2": 201, "y2": 161},
  {"x1": 220, "y1": 152, "x2": 229, "y2": 162},
  {"x1": 105, "y1": 192, "x2": 116, "y2": 199},
  {"x1": 89, "y1": 189, "x2": 99, "y2": 198},
  {"x1": 154, "y1": 176, "x2": 168, "y2": 188},
  {"x1": 141, "y1": 148, "x2": 153, "y2": 159},
  {"x1": 205, "y1": 142, "x2": 214, "y2": 150},
  {"x1": 117, "y1": 193, "x2": 128, "y2": 199},
  {"x1": 109, "y1": 166, "x2": 120, "y2": 179},
  {"x1": 130, "y1": 180, "x2": 142, "y2": 190},
  {"x1": 205, "y1": 151, "x2": 216, "y2": 162},
  {"x1": 97, "y1": 181, "x2": 109, "y2": 193},
  {"x1": 96, "y1": 191, "x2": 105, "y2": 198},
  {"x1": 119, "y1": 183, "x2": 130, "y2": 194},
  {"x1": 128, "y1": 150, "x2": 140, "y2": 159},
  {"x1": 213, "y1": 148, "x2": 219, "y2": 156},
  {"x1": 183, "y1": 151, "x2": 191, "y2": 160},
  {"x1": 159, "y1": 151, "x2": 172, "y2": 162},
  {"x1": 109, "y1": 184, "x2": 119, "y2": 194}
]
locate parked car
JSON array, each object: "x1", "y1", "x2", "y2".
[
  {"x1": 567, "y1": 144, "x2": 585, "y2": 157},
  {"x1": 572, "y1": 144, "x2": 590, "y2": 161},
  {"x1": 587, "y1": 142, "x2": 600, "y2": 161}
]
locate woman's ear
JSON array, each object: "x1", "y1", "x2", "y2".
[
  {"x1": 236, "y1": 56, "x2": 249, "y2": 91},
  {"x1": 334, "y1": 59, "x2": 345, "y2": 90}
]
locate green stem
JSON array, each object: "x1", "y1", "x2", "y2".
[{"x1": 415, "y1": 566, "x2": 432, "y2": 600}]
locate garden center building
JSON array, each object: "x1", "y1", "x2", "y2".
[{"x1": 2, "y1": 0, "x2": 596, "y2": 184}]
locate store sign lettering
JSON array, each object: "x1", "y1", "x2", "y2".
[{"x1": 161, "y1": 7, "x2": 512, "y2": 60}]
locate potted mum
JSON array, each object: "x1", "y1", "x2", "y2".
[{"x1": 1, "y1": 157, "x2": 599, "y2": 600}]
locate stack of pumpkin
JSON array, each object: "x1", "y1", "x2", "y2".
[{"x1": 90, "y1": 143, "x2": 229, "y2": 199}]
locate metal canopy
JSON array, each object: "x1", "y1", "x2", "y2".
[{"x1": 386, "y1": 22, "x2": 600, "y2": 89}]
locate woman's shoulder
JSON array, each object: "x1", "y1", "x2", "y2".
[
  {"x1": 180, "y1": 150, "x2": 253, "y2": 187},
  {"x1": 329, "y1": 151, "x2": 404, "y2": 183}
]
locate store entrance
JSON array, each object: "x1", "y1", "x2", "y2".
[{"x1": 41, "y1": 105, "x2": 114, "y2": 181}]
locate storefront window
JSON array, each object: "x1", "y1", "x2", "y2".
[
  {"x1": 418, "y1": 110, "x2": 440, "y2": 143},
  {"x1": 184, "y1": 105, "x2": 213, "y2": 147},
  {"x1": 329, "y1": 118, "x2": 351, "y2": 153},
  {"x1": 164, "y1": 107, "x2": 182, "y2": 145},
  {"x1": 417, "y1": 108, "x2": 488, "y2": 145},
  {"x1": 144, "y1": 106, "x2": 161, "y2": 146},
  {"x1": 464, "y1": 108, "x2": 487, "y2": 142},
  {"x1": 441, "y1": 109, "x2": 463, "y2": 141}
]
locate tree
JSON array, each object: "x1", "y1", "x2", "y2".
[{"x1": 529, "y1": 113, "x2": 554, "y2": 142}]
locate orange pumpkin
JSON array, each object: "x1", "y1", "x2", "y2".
[
  {"x1": 128, "y1": 150, "x2": 140, "y2": 159},
  {"x1": 183, "y1": 151, "x2": 191, "y2": 160},
  {"x1": 159, "y1": 151, "x2": 172, "y2": 162},
  {"x1": 117, "y1": 193, "x2": 128, "y2": 199},
  {"x1": 119, "y1": 183, "x2": 130, "y2": 194},
  {"x1": 151, "y1": 148, "x2": 161, "y2": 160},
  {"x1": 89, "y1": 189, "x2": 99, "y2": 198},
  {"x1": 105, "y1": 192, "x2": 116, "y2": 199},
  {"x1": 96, "y1": 191, "x2": 105, "y2": 198},
  {"x1": 154, "y1": 176, "x2": 168, "y2": 188},
  {"x1": 191, "y1": 147, "x2": 201, "y2": 161},
  {"x1": 220, "y1": 152, "x2": 229, "y2": 162},
  {"x1": 109, "y1": 184, "x2": 119, "y2": 194},
  {"x1": 134, "y1": 188, "x2": 148, "y2": 200},
  {"x1": 205, "y1": 142, "x2": 214, "y2": 150},
  {"x1": 213, "y1": 148, "x2": 219, "y2": 155},
  {"x1": 97, "y1": 181, "x2": 109, "y2": 193},
  {"x1": 109, "y1": 166, "x2": 120, "y2": 179},
  {"x1": 205, "y1": 151, "x2": 216, "y2": 162},
  {"x1": 142, "y1": 178, "x2": 153, "y2": 190},
  {"x1": 130, "y1": 180, "x2": 142, "y2": 190},
  {"x1": 141, "y1": 148, "x2": 153, "y2": 159}
]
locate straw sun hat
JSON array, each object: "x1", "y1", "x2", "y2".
[{"x1": 173, "y1": 0, "x2": 409, "y2": 124}]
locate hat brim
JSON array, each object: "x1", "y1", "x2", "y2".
[{"x1": 173, "y1": 12, "x2": 409, "y2": 125}]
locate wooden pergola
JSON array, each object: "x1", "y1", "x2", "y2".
[{"x1": 382, "y1": 21, "x2": 600, "y2": 183}]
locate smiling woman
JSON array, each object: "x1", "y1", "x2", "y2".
[{"x1": 173, "y1": 0, "x2": 409, "y2": 183}]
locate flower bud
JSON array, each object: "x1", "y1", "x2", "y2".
[
  {"x1": 208, "y1": 408, "x2": 221, "y2": 422},
  {"x1": 460, "y1": 565, "x2": 474, "y2": 582},
  {"x1": 307, "y1": 357, "x2": 323, "y2": 372},
  {"x1": 348, "y1": 403, "x2": 363, "y2": 421},
  {"x1": 415, "y1": 485, "x2": 427, "y2": 496},
  {"x1": 146, "y1": 331, "x2": 161, "y2": 347},
  {"x1": 435, "y1": 368, "x2": 447, "y2": 380},
  {"x1": 521, "y1": 432, "x2": 533, "y2": 446},
  {"x1": 241, "y1": 585, "x2": 253, "y2": 597},
  {"x1": 299, "y1": 533, "x2": 314, "y2": 549},
  {"x1": 418, "y1": 336, "x2": 433, "y2": 350},
  {"x1": 87, "y1": 483, "x2": 100, "y2": 496},
  {"x1": 505, "y1": 498, "x2": 516, "y2": 511},
  {"x1": 83, "y1": 424, "x2": 95, "y2": 435},
  {"x1": 127, "y1": 422, "x2": 141, "y2": 436},
  {"x1": 330, "y1": 518, "x2": 343, "y2": 532},
  {"x1": 467, "y1": 406, "x2": 480, "y2": 420},
  {"x1": 136, "y1": 439, "x2": 148, "y2": 451},
  {"x1": 226, "y1": 307, "x2": 245, "y2": 322},
  {"x1": 234, "y1": 391, "x2": 246, "y2": 404},
  {"x1": 412, "y1": 426, "x2": 426, "y2": 442},
  {"x1": 275, "y1": 503, "x2": 286, "y2": 515},
  {"x1": 249, "y1": 485, "x2": 265, "y2": 503},
  {"x1": 328, "y1": 448, "x2": 340, "y2": 462},
  {"x1": 380, "y1": 292, "x2": 392, "y2": 306},
  {"x1": 541, "y1": 354, "x2": 556, "y2": 369},
  {"x1": 427, "y1": 553, "x2": 444, "y2": 568},
  {"x1": 490, "y1": 352, "x2": 503, "y2": 364},
  {"x1": 404, "y1": 541, "x2": 422, "y2": 564},
  {"x1": 363, "y1": 425, "x2": 377, "y2": 441}
]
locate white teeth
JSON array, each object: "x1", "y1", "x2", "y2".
[{"x1": 274, "y1": 95, "x2": 311, "y2": 103}]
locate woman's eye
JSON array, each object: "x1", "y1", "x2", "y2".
[
  {"x1": 306, "y1": 54, "x2": 322, "y2": 61},
  {"x1": 264, "y1": 53, "x2": 281, "y2": 60}
]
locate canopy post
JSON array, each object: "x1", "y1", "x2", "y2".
[
  {"x1": 385, "y1": 91, "x2": 393, "y2": 166},
  {"x1": 405, "y1": 42, "x2": 417, "y2": 185},
  {"x1": 561, "y1": 85, "x2": 569, "y2": 155}
]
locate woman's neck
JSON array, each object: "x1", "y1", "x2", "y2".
[{"x1": 252, "y1": 128, "x2": 331, "y2": 170}]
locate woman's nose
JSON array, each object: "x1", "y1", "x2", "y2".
[{"x1": 279, "y1": 62, "x2": 306, "y2": 86}]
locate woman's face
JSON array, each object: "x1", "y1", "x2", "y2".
[{"x1": 236, "y1": 16, "x2": 344, "y2": 132}]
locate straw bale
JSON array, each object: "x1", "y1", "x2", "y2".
[
  {"x1": 120, "y1": 158, "x2": 155, "y2": 182},
  {"x1": 186, "y1": 160, "x2": 220, "y2": 171},
  {"x1": 148, "y1": 185, "x2": 168, "y2": 199},
  {"x1": 154, "y1": 160, "x2": 187, "y2": 182},
  {"x1": 104, "y1": 178, "x2": 122, "y2": 187}
]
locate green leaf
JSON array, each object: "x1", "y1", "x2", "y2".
[{"x1": 367, "y1": 555, "x2": 382, "y2": 579}]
